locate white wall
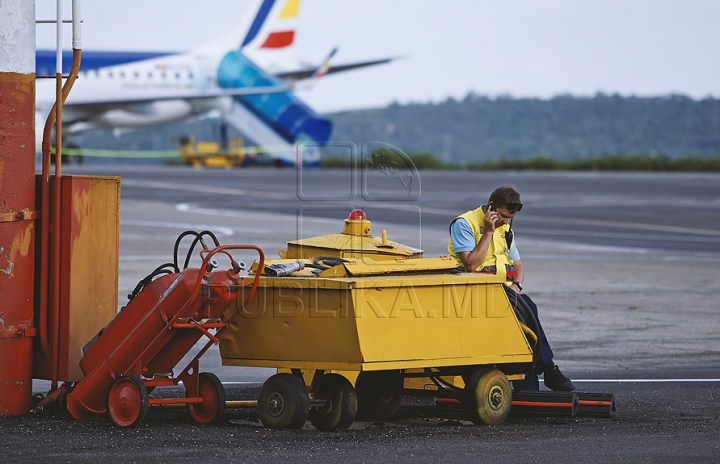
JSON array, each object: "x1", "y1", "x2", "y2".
[{"x1": 0, "y1": 0, "x2": 35, "y2": 73}]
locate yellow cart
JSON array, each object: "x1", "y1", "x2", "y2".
[{"x1": 219, "y1": 212, "x2": 535, "y2": 429}]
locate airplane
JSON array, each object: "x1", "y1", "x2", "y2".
[{"x1": 35, "y1": 0, "x2": 393, "y2": 166}]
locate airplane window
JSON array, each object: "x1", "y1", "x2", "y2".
[
  {"x1": 188, "y1": 73, "x2": 194, "y2": 79},
  {"x1": 176, "y1": 72, "x2": 181, "y2": 79},
  {"x1": 148, "y1": 72, "x2": 153, "y2": 78},
  {"x1": 161, "y1": 72, "x2": 167, "y2": 79},
  {"x1": 120, "y1": 72, "x2": 125, "y2": 79},
  {"x1": 134, "y1": 71, "x2": 139, "y2": 79},
  {"x1": 108, "y1": 72, "x2": 113, "y2": 78}
]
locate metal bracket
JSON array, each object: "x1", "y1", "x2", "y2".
[
  {"x1": 0, "y1": 326, "x2": 37, "y2": 339},
  {"x1": 0, "y1": 209, "x2": 36, "y2": 223}
]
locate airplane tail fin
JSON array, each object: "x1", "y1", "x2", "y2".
[
  {"x1": 195, "y1": 0, "x2": 300, "y2": 69},
  {"x1": 240, "y1": 0, "x2": 301, "y2": 71},
  {"x1": 191, "y1": 0, "x2": 271, "y2": 52}
]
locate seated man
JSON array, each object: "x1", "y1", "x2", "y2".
[{"x1": 448, "y1": 184, "x2": 575, "y2": 391}]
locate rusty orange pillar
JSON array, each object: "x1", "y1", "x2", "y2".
[{"x1": 0, "y1": 2, "x2": 36, "y2": 416}]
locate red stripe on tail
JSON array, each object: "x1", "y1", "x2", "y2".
[{"x1": 261, "y1": 31, "x2": 295, "y2": 49}]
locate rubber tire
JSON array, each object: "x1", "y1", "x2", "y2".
[
  {"x1": 258, "y1": 373, "x2": 309, "y2": 429},
  {"x1": 355, "y1": 371, "x2": 403, "y2": 421},
  {"x1": 463, "y1": 369, "x2": 512, "y2": 426},
  {"x1": 187, "y1": 372, "x2": 226, "y2": 424},
  {"x1": 309, "y1": 374, "x2": 358, "y2": 431},
  {"x1": 107, "y1": 375, "x2": 149, "y2": 427}
]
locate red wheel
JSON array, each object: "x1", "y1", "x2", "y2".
[
  {"x1": 187, "y1": 372, "x2": 226, "y2": 424},
  {"x1": 107, "y1": 375, "x2": 148, "y2": 427}
]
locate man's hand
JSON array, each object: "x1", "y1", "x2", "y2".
[
  {"x1": 459, "y1": 206, "x2": 497, "y2": 271},
  {"x1": 484, "y1": 208, "x2": 498, "y2": 233}
]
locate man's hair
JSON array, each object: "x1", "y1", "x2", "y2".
[{"x1": 488, "y1": 184, "x2": 521, "y2": 211}]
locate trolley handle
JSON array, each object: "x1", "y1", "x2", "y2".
[
  {"x1": 199, "y1": 244, "x2": 265, "y2": 326},
  {"x1": 167, "y1": 244, "x2": 265, "y2": 333},
  {"x1": 183, "y1": 244, "x2": 265, "y2": 367}
]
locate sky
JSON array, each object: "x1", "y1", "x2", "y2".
[{"x1": 35, "y1": 0, "x2": 720, "y2": 114}]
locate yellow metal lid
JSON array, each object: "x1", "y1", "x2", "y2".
[{"x1": 283, "y1": 210, "x2": 423, "y2": 259}]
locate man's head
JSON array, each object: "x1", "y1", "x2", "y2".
[
  {"x1": 487, "y1": 184, "x2": 523, "y2": 226},
  {"x1": 488, "y1": 185, "x2": 522, "y2": 213}
]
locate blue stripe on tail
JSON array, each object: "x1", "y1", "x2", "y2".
[{"x1": 241, "y1": 0, "x2": 277, "y2": 49}]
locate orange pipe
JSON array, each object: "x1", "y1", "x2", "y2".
[
  {"x1": 39, "y1": 49, "x2": 81, "y2": 387},
  {"x1": 149, "y1": 397, "x2": 203, "y2": 406},
  {"x1": 511, "y1": 401, "x2": 574, "y2": 408},
  {"x1": 578, "y1": 400, "x2": 612, "y2": 406}
]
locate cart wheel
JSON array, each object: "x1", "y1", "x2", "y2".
[
  {"x1": 107, "y1": 375, "x2": 149, "y2": 427},
  {"x1": 309, "y1": 374, "x2": 358, "y2": 431},
  {"x1": 464, "y1": 369, "x2": 511, "y2": 425},
  {"x1": 258, "y1": 373, "x2": 309, "y2": 429},
  {"x1": 187, "y1": 372, "x2": 226, "y2": 424},
  {"x1": 355, "y1": 370, "x2": 403, "y2": 420}
]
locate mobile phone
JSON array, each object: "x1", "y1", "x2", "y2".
[{"x1": 489, "y1": 203, "x2": 496, "y2": 211}]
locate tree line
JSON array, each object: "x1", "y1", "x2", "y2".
[{"x1": 327, "y1": 93, "x2": 720, "y2": 164}]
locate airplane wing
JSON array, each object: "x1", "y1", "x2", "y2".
[
  {"x1": 58, "y1": 85, "x2": 292, "y2": 108},
  {"x1": 275, "y1": 57, "x2": 395, "y2": 81}
]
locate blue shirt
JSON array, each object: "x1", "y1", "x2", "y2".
[{"x1": 450, "y1": 218, "x2": 520, "y2": 261}]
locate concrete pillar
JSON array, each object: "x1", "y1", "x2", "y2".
[{"x1": 0, "y1": 0, "x2": 36, "y2": 416}]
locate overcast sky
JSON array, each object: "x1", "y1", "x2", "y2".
[{"x1": 35, "y1": 0, "x2": 720, "y2": 113}]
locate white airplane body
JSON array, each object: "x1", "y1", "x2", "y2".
[{"x1": 36, "y1": 0, "x2": 391, "y2": 166}]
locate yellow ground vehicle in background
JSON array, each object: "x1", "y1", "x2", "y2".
[
  {"x1": 177, "y1": 136, "x2": 251, "y2": 168},
  {"x1": 219, "y1": 210, "x2": 538, "y2": 430}
]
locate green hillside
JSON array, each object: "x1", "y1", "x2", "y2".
[
  {"x1": 327, "y1": 93, "x2": 720, "y2": 163},
  {"x1": 65, "y1": 93, "x2": 720, "y2": 169}
]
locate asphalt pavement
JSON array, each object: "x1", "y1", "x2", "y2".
[{"x1": 11, "y1": 166, "x2": 720, "y2": 463}]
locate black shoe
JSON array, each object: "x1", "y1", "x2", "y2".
[{"x1": 543, "y1": 365, "x2": 576, "y2": 391}]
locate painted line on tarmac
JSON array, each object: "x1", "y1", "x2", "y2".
[
  {"x1": 418, "y1": 206, "x2": 720, "y2": 237},
  {"x1": 121, "y1": 179, "x2": 248, "y2": 196},
  {"x1": 122, "y1": 219, "x2": 234, "y2": 237},
  {"x1": 219, "y1": 379, "x2": 720, "y2": 388},
  {"x1": 519, "y1": 214, "x2": 720, "y2": 237},
  {"x1": 221, "y1": 381, "x2": 264, "y2": 385},
  {"x1": 120, "y1": 255, "x2": 174, "y2": 261},
  {"x1": 123, "y1": 179, "x2": 296, "y2": 200},
  {"x1": 575, "y1": 379, "x2": 720, "y2": 383}
]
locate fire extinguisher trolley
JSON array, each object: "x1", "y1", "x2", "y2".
[{"x1": 66, "y1": 241, "x2": 264, "y2": 427}]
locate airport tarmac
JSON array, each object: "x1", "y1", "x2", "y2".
[{"x1": 12, "y1": 167, "x2": 720, "y2": 462}]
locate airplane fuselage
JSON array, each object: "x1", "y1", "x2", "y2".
[{"x1": 36, "y1": 50, "x2": 225, "y2": 132}]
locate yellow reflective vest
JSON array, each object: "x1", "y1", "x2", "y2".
[{"x1": 447, "y1": 206, "x2": 515, "y2": 279}]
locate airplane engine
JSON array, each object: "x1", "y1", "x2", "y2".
[{"x1": 99, "y1": 100, "x2": 193, "y2": 127}]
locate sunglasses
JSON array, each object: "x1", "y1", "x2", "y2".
[{"x1": 500, "y1": 202, "x2": 523, "y2": 212}]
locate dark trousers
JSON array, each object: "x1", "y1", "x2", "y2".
[{"x1": 513, "y1": 293, "x2": 554, "y2": 390}]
